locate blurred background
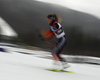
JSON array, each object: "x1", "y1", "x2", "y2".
[{"x1": 0, "y1": 0, "x2": 100, "y2": 57}]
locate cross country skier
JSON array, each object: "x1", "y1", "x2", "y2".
[
  {"x1": 41, "y1": 14, "x2": 70, "y2": 70},
  {"x1": 46, "y1": 14, "x2": 70, "y2": 70}
]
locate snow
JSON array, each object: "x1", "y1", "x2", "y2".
[
  {"x1": 0, "y1": 47, "x2": 100, "y2": 80},
  {"x1": 0, "y1": 17, "x2": 18, "y2": 37},
  {"x1": 36, "y1": 0, "x2": 100, "y2": 19}
]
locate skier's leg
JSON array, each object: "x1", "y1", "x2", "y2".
[
  {"x1": 52, "y1": 53, "x2": 61, "y2": 61},
  {"x1": 51, "y1": 36, "x2": 70, "y2": 69},
  {"x1": 57, "y1": 37, "x2": 70, "y2": 69}
]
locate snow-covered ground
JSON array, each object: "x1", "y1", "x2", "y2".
[{"x1": 0, "y1": 43, "x2": 100, "y2": 80}]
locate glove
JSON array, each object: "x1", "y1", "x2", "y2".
[{"x1": 40, "y1": 30, "x2": 54, "y2": 40}]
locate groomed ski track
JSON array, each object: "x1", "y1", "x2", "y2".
[{"x1": 0, "y1": 45, "x2": 100, "y2": 80}]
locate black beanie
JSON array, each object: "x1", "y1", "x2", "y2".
[{"x1": 47, "y1": 15, "x2": 55, "y2": 20}]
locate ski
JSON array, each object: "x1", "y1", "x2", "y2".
[{"x1": 46, "y1": 68, "x2": 78, "y2": 74}]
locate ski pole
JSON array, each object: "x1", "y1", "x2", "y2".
[
  {"x1": 39, "y1": 33, "x2": 60, "y2": 50},
  {"x1": 45, "y1": 40, "x2": 61, "y2": 50}
]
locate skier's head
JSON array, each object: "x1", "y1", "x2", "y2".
[{"x1": 47, "y1": 14, "x2": 60, "y2": 23}]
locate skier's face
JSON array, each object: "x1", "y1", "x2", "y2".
[{"x1": 47, "y1": 18, "x2": 52, "y2": 24}]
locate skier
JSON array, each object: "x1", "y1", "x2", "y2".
[{"x1": 45, "y1": 14, "x2": 70, "y2": 70}]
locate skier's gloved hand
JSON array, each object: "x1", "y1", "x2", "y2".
[{"x1": 40, "y1": 30, "x2": 54, "y2": 40}]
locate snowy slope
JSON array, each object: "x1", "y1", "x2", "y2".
[
  {"x1": 36, "y1": 0, "x2": 100, "y2": 19},
  {"x1": 0, "y1": 45, "x2": 100, "y2": 80},
  {"x1": 0, "y1": 17, "x2": 18, "y2": 37}
]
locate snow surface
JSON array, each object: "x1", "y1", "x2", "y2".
[
  {"x1": 36, "y1": 0, "x2": 100, "y2": 19},
  {"x1": 0, "y1": 17, "x2": 18, "y2": 37},
  {"x1": 0, "y1": 47, "x2": 100, "y2": 80}
]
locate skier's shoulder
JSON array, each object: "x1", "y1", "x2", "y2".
[{"x1": 52, "y1": 22, "x2": 60, "y2": 29}]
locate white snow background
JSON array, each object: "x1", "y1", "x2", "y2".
[{"x1": 0, "y1": 43, "x2": 100, "y2": 80}]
